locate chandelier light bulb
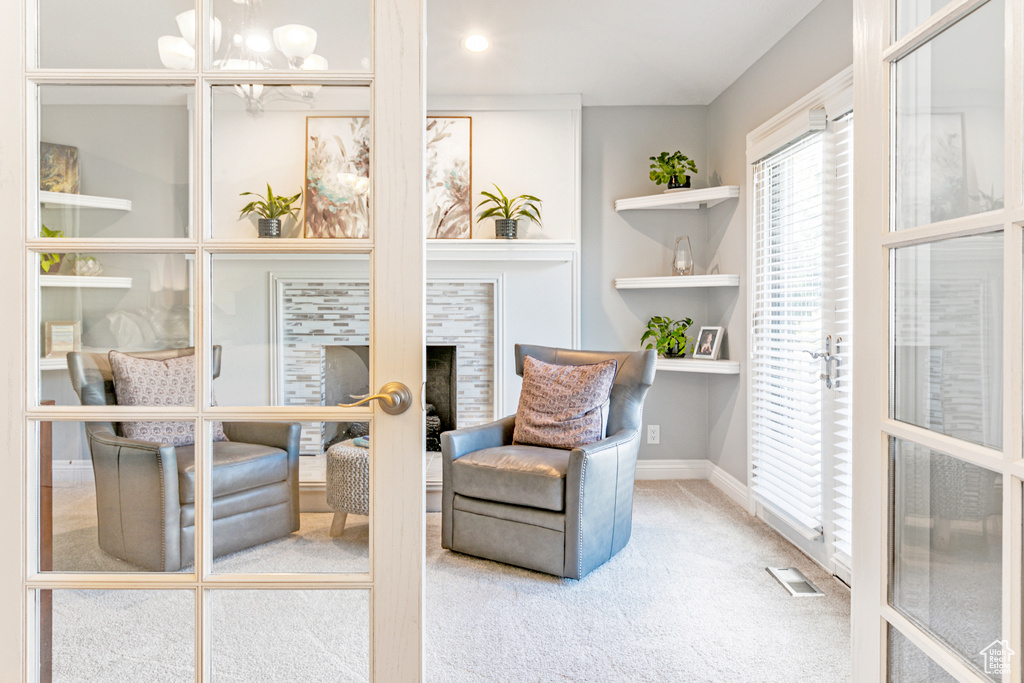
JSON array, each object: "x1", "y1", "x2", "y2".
[
  {"x1": 274, "y1": 24, "x2": 317, "y2": 60},
  {"x1": 245, "y1": 34, "x2": 272, "y2": 53},
  {"x1": 462, "y1": 34, "x2": 489, "y2": 53}
]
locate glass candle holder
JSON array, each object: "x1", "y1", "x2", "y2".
[{"x1": 672, "y1": 236, "x2": 694, "y2": 276}]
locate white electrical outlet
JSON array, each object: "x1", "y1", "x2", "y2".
[{"x1": 647, "y1": 425, "x2": 660, "y2": 444}]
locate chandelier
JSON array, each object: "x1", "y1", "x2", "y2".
[{"x1": 157, "y1": 1, "x2": 328, "y2": 114}]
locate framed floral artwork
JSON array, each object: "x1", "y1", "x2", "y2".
[
  {"x1": 305, "y1": 116, "x2": 370, "y2": 238},
  {"x1": 425, "y1": 116, "x2": 472, "y2": 239}
]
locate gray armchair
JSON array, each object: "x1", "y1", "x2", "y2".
[
  {"x1": 67, "y1": 346, "x2": 301, "y2": 572},
  {"x1": 441, "y1": 344, "x2": 656, "y2": 579}
]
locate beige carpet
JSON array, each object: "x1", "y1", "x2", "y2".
[{"x1": 49, "y1": 480, "x2": 850, "y2": 682}]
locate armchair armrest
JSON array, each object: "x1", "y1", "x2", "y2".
[
  {"x1": 86, "y1": 426, "x2": 183, "y2": 572},
  {"x1": 440, "y1": 414, "x2": 516, "y2": 549},
  {"x1": 440, "y1": 414, "x2": 516, "y2": 463},
  {"x1": 565, "y1": 427, "x2": 641, "y2": 579},
  {"x1": 222, "y1": 422, "x2": 301, "y2": 456}
]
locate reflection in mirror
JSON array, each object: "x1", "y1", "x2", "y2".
[
  {"x1": 38, "y1": 85, "x2": 193, "y2": 240},
  {"x1": 210, "y1": 590, "x2": 368, "y2": 680},
  {"x1": 40, "y1": 589, "x2": 194, "y2": 681},
  {"x1": 890, "y1": 438, "x2": 1001, "y2": 678},
  {"x1": 37, "y1": 252, "x2": 193, "y2": 406}
]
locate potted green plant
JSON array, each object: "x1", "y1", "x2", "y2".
[
  {"x1": 476, "y1": 184, "x2": 542, "y2": 239},
  {"x1": 40, "y1": 224, "x2": 64, "y2": 273},
  {"x1": 239, "y1": 184, "x2": 302, "y2": 238},
  {"x1": 640, "y1": 316, "x2": 694, "y2": 358},
  {"x1": 649, "y1": 151, "x2": 698, "y2": 189}
]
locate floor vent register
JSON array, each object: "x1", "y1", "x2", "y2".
[{"x1": 766, "y1": 567, "x2": 824, "y2": 597}]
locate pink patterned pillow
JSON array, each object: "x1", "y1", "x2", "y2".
[
  {"x1": 512, "y1": 355, "x2": 617, "y2": 449},
  {"x1": 109, "y1": 350, "x2": 227, "y2": 446}
]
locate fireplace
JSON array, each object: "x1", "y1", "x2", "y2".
[{"x1": 426, "y1": 345, "x2": 457, "y2": 451}]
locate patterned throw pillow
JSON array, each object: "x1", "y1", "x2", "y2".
[
  {"x1": 109, "y1": 350, "x2": 227, "y2": 446},
  {"x1": 512, "y1": 355, "x2": 617, "y2": 450}
]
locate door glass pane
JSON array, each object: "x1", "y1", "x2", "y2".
[
  {"x1": 37, "y1": 252, "x2": 194, "y2": 406},
  {"x1": 892, "y1": 232, "x2": 1003, "y2": 448},
  {"x1": 38, "y1": 85, "x2": 193, "y2": 239},
  {"x1": 888, "y1": 625, "x2": 960, "y2": 682},
  {"x1": 209, "y1": 421, "x2": 370, "y2": 575},
  {"x1": 210, "y1": 589, "x2": 369, "y2": 680},
  {"x1": 40, "y1": 589, "x2": 194, "y2": 681},
  {"x1": 206, "y1": 0, "x2": 371, "y2": 72},
  {"x1": 210, "y1": 254, "x2": 370, "y2": 405},
  {"x1": 894, "y1": 0, "x2": 955, "y2": 41},
  {"x1": 42, "y1": 419, "x2": 197, "y2": 573},
  {"x1": 37, "y1": 0, "x2": 194, "y2": 70},
  {"x1": 890, "y1": 438, "x2": 1001, "y2": 678},
  {"x1": 894, "y1": 0, "x2": 1004, "y2": 230},
  {"x1": 211, "y1": 86, "x2": 370, "y2": 239}
]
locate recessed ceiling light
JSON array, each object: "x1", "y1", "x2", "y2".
[{"x1": 463, "y1": 34, "x2": 489, "y2": 53}]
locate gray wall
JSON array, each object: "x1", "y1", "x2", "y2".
[
  {"x1": 705, "y1": 0, "x2": 854, "y2": 481},
  {"x1": 581, "y1": 106, "x2": 711, "y2": 462}
]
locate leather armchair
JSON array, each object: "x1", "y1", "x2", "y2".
[
  {"x1": 67, "y1": 347, "x2": 301, "y2": 572},
  {"x1": 441, "y1": 344, "x2": 656, "y2": 579}
]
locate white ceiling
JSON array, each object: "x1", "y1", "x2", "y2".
[{"x1": 427, "y1": 0, "x2": 825, "y2": 106}]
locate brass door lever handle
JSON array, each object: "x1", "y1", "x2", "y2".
[{"x1": 338, "y1": 382, "x2": 413, "y2": 415}]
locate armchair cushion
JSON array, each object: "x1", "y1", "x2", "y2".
[
  {"x1": 451, "y1": 444, "x2": 570, "y2": 511},
  {"x1": 512, "y1": 354, "x2": 616, "y2": 449},
  {"x1": 175, "y1": 440, "x2": 290, "y2": 505},
  {"x1": 109, "y1": 350, "x2": 226, "y2": 446}
]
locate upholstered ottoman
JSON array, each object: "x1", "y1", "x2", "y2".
[{"x1": 326, "y1": 440, "x2": 370, "y2": 537}]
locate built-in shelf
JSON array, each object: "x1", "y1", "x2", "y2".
[
  {"x1": 40, "y1": 274, "x2": 133, "y2": 289},
  {"x1": 40, "y1": 191, "x2": 132, "y2": 212},
  {"x1": 427, "y1": 239, "x2": 577, "y2": 262},
  {"x1": 614, "y1": 185, "x2": 740, "y2": 212},
  {"x1": 614, "y1": 274, "x2": 740, "y2": 289},
  {"x1": 656, "y1": 358, "x2": 741, "y2": 375}
]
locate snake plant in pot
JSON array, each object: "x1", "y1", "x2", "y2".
[
  {"x1": 641, "y1": 316, "x2": 693, "y2": 358},
  {"x1": 239, "y1": 184, "x2": 302, "y2": 238},
  {"x1": 476, "y1": 184, "x2": 542, "y2": 239}
]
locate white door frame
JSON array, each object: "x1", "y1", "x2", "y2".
[
  {"x1": 852, "y1": 0, "x2": 1024, "y2": 680},
  {"x1": 1, "y1": 0, "x2": 425, "y2": 678}
]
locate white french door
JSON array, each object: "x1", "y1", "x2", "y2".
[
  {"x1": 854, "y1": 0, "x2": 1020, "y2": 680},
  {"x1": 748, "y1": 76, "x2": 854, "y2": 581},
  {"x1": 1, "y1": 0, "x2": 425, "y2": 679}
]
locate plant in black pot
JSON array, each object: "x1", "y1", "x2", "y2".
[
  {"x1": 649, "y1": 151, "x2": 698, "y2": 190},
  {"x1": 641, "y1": 316, "x2": 694, "y2": 358},
  {"x1": 39, "y1": 224, "x2": 64, "y2": 273},
  {"x1": 239, "y1": 184, "x2": 302, "y2": 238},
  {"x1": 476, "y1": 184, "x2": 542, "y2": 239}
]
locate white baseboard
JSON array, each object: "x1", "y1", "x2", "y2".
[
  {"x1": 708, "y1": 464, "x2": 753, "y2": 513},
  {"x1": 51, "y1": 461, "x2": 93, "y2": 485},
  {"x1": 634, "y1": 459, "x2": 710, "y2": 480}
]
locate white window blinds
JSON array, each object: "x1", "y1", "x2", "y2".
[{"x1": 750, "y1": 133, "x2": 826, "y2": 536}]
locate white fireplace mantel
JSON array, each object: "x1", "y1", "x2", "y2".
[{"x1": 427, "y1": 239, "x2": 577, "y2": 263}]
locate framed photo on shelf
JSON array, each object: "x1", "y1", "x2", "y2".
[
  {"x1": 44, "y1": 320, "x2": 80, "y2": 358},
  {"x1": 692, "y1": 326, "x2": 724, "y2": 360}
]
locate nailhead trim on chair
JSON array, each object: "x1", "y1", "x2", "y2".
[{"x1": 577, "y1": 456, "x2": 587, "y2": 579}]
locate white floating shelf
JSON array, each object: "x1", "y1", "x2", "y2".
[
  {"x1": 614, "y1": 185, "x2": 740, "y2": 212},
  {"x1": 40, "y1": 191, "x2": 132, "y2": 212},
  {"x1": 614, "y1": 274, "x2": 740, "y2": 289},
  {"x1": 656, "y1": 358, "x2": 741, "y2": 375},
  {"x1": 39, "y1": 357, "x2": 68, "y2": 371},
  {"x1": 40, "y1": 274, "x2": 133, "y2": 289}
]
